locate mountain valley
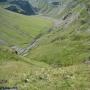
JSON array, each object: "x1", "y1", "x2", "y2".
[{"x1": 0, "y1": 0, "x2": 90, "y2": 90}]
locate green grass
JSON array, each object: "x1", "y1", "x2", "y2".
[
  {"x1": 27, "y1": 0, "x2": 90, "y2": 67},
  {"x1": 0, "y1": 47, "x2": 90, "y2": 90},
  {"x1": 0, "y1": 7, "x2": 52, "y2": 47},
  {"x1": 0, "y1": 0, "x2": 90, "y2": 90}
]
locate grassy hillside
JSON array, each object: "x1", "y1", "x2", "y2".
[
  {"x1": 0, "y1": 0, "x2": 90, "y2": 90},
  {"x1": 0, "y1": 7, "x2": 52, "y2": 47},
  {"x1": 0, "y1": 47, "x2": 90, "y2": 90},
  {"x1": 27, "y1": 0, "x2": 90, "y2": 66}
]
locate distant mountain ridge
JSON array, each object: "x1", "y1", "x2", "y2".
[
  {"x1": 7, "y1": 0, "x2": 36, "y2": 15},
  {"x1": 0, "y1": 0, "x2": 64, "y2": 16},
  {"x1": 0, "y1": 0, "x2": 37, "y2": 15}
]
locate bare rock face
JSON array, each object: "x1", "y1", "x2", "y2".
[
  {"x1": 85, "y1": 60, "x2": 90, "y2": 64},
  {"x1": 0, "y1": 39, "x2": 6, "y2": 45},
  {"x1": 6, "y1": 5, "x2": 24, "y2": 14}
]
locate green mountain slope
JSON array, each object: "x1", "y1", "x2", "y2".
[
  {"x1": 27, "y1": 0, "x2": 90, "y2": 66},
  {"x1": 0, "y1": 0, "x2": 90, "y2": 90},
  {"x1": 0, "y1": 47, "x2": 90, "y2": 90},
  {"x1": 0, "y1": 7, "x2": 52, "y2": 47}
]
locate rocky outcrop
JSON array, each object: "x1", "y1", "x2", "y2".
[{"x1": 6, "y1": 5, "x2": 25, "y2": 14}]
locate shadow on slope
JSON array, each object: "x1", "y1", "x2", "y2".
[{"x1": 6, "y1": 0, "x2": 37, "y2": 15}]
